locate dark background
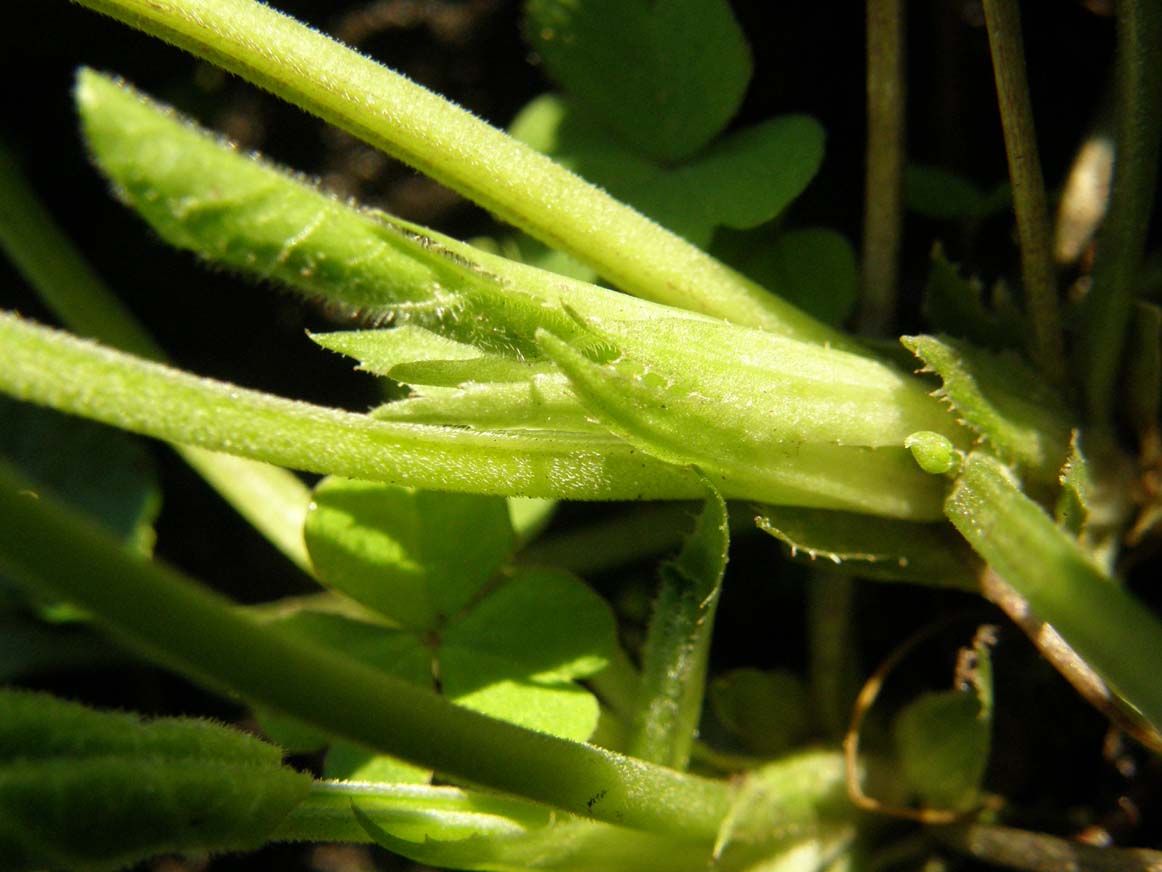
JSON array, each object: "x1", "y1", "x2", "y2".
[{"x1": 2, "y1": 2, "x2": 1157, "y2": 869}]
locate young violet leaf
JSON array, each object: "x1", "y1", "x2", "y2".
[
  {"x1": 261, "y1": 569, "x2": 617, "y2": 743},
  {"x1": 920, "y1": 245, "x2": 1025, "y2": 352},
  {"x1": 510, "y1": 94, "x2": 825, "y2": 249},
  {"x1": 304, "y1": 477, "x2": 514, "y2": 629},
  {"x1": 709, "y1": 668, "x2": 811, "y2": 757},
  {"x1": 523, "y1": 0, "x2": 752, "y2": 162},
  {"x1": 893, "y1": 627, "x2": 995, "y2": 812},
  {"x1": 289, "y1": 474, "x2": 616, "y2": 743},
  {"x1": 0, "y1": 689, "x2": 310, "y2": 872},
  {"x1": 713, "y1": 227, "x2": 858, "y2": 328}
]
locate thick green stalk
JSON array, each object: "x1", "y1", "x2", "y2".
[
  {"x1": 71, "y1": 0, "x2": 844, "y2": 343},
  {"x1": 1079, "y1": 0, "x2": 1162, "y2": 423},
  {"x1": 859, "y1": 0, "x2": 905, "y2": 336},
  {"x1": 945, "y1": 452, "x2": 1162, "y2": 731},
  {"x1": 0, "y1": 312, "x2": 703, "y2": 501},
  {"x1": 981, "y1": 0, "x2": 1067, "y2": 385},
  {"x1": 0, "y1": 461, "x2": 733, "y2": 840},
  {"x1": 0, "y1": 139, "x2": 312, "y2": 571}
]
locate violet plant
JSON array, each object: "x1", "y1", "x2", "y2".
[{"x1": 1, "y1": 1, "x2": 1161, "y2": 870}]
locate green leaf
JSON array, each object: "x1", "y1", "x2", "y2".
[
  {"x1": 523, "y1": 0, "x2": 751, "y2": 162},
  {"x1": 76, "y1": 69, "x2": 589, "y2": 361},
  {"x1": 709, "y1": 669, "x2": 811, "y2": 756},
  {"x1": 263, "y1": 568, "x2": 616, "y2": 743},
  {"x1": 946, "y1": 451, "x2": 1162, "y2": 733},
  {"x1": 715, "y1": 227, "x2": 858, "y2": 327},
  {"x1": 353, "y1": 799, "x2": 712, "y2": 872},
  {"x1": 905, "y1": 165, "x2": 984, "y2": 218},
  {"x1": 311, "y1": 326, "x2": 556, "y2": 386},
  {"x1": 0, "y1": 689, "x2": 310, "y2": 872},
  {"x1": 304, "y1": 477, "x2": 514, "y2": 629},
  {"x1": 920, "y1": 245, "x2": 1024, "y2": 351},
  {"x1": 630, "y1": 489, "x2": 728, "y2": 768},
  {"x1": 1055, "y1": 432, "x2": 1091, "y2": 538},
  {"x1": 893, "y1": 628, "x2": 994, "y2": 811},
  {"x1": 373, "y1": 379, "x2": 597, "y2": 432},
  {"x1": 902, "y1": 334, "x2": 1073, "y2": 482},
  {"x1": 510, "y1": 95, "x2": 824, "y2": 249},
  {"x1": 755, "y1": 507, "x2": 980, "y2": 589},
  {"x1": 0, "y1": 396, "x2": 159, "y2": 556}
]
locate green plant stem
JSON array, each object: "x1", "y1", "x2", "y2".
[
  {"x1": 629, "y1": 492, "x2": 727, "y2": 770},
  {"x1": 71, "y1": 0, "x2": 843, "y2": 344},
  {"x1": 980, "y1": 0, "x2": 1067, "y2": 386},
  {"x1": 945, "y1": 451, "x2": 1162, "y2": 732},
  {"x1": 0, "y1": 460, "x2": 733, "y2": 840},
  {"x1": 1079, "y1": 0, "x2": 1162, "y2": 424},
  {"x1": 0, "y1": 139, "x2": 312, "y2": 571},
  {"x1": 935, "y1": 822, "x2": 1162, "y2": 872},
  {"x1": 808, "y1": 571, "x2": 858, "y2": 740},
  {"x1": 0, "y1": 312, "x2": 705, "y2": 501},
  {"x1": 859, "y1": 0, "x2": 905, "y2": 337}
]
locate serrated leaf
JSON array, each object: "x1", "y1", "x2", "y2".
[
  {"x1": 715, "y1": 228, "x2": 857, "y2": 327},
  {"x1": 304, "y1": 478, "x2": 514, "y2": 629},
  {"x1": 709, "y1": 669, "x2": 810, "y2": 756},
  {"x1": 524, "y1": 0, "x2": 751, "y2": 162},
  {"x1": 510, "y1": 94, "x2": 823, "y2": 249},
  {"x1": 1055, "y1": 432, "x2": 1091, "y2": 538},
  {"x1": 755, "y1": 507, "x2": 979, "y2": 589},
  {"x1": 77, "y1": 70, "x2": 590, "y2": 361},
  {"x1": 902, "y1": 334, "x2": 1073, "y2": 482},
  {"x1": 261, "y1": 569, "x2": 615, "y2": 743},
  {"x1": 0, "y1": 689, "x2": 310, "y2": 872},
  {"x1": 311, "y1": 326, "x2": 554, "y2": 386},
  {"x1": 946, "y1": 451, "x2": 1162, "y2": 732},
  {"x1": 893, "y1": 629, "x2": 994, "y2": 811},
  {"x1": 630, "y1": 489, "x2": 728, "y2": 768},
  {"x1": 921, "y1": 245, "x2": 1024, "y2": 351}
]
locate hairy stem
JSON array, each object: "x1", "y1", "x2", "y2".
[
  {"x1": 0, "y1": 312, "x2": 704, "y2": 501},
  {"x1": 0, "y1": 461, "x2": 733, "y2": 840},
  {"x1": 981, "y1": 0, "x2": 1067, "y2": 385},
  {"x1": 0, "y1": 139, "x2": 312, "y2": 571},
  {"x1": 859, "y1": 0, "x2": 905, "y2": 336},
  {"x1": 71, "y1": 0, "x2": 844, "y2": 343}
]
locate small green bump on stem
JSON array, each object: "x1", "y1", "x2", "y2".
[{"x1": 905, "y1": 431, "x2": 961, "y2": 476}]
